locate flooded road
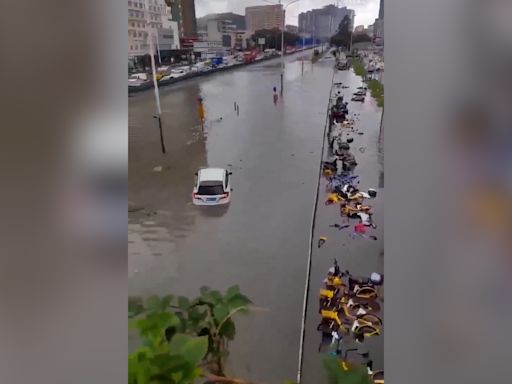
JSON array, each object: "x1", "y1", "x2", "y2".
[
  {"x1": 129, "y1": 51, "x2": 383, "y2": 383},
  {"x1": 129, "y1": 51, "x2": 336, "y2": 383}
]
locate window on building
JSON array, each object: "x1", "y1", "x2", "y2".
[
  {"x1": 130, "y1": 45, "x2": 133, "y2": 50},
  {"x1": 131, "y1": 22, "x2": 135, "y2": 28},
  {"x1": 135, "y1": 45, "x2": 138, "y2": 50},
  {"x1": 128, "y1": 1, "x2": 132, "y2": 6}
]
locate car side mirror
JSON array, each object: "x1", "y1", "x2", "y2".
[{"x1": 229, "y1": 172, "x2": 233, "y2": 175}]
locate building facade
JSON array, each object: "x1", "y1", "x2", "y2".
[
  {"x1": 167, "y1": 0, "x2": 197, "y2": 38},
  {"x1": 373, "y1": 18, "x2": 384, "y2": 45},
  {"x1": 298, "y1": 5, "x2": 354, "y2": 41},
  {"x1": 202, "y1": 19, "x2": 249, "y2": 50},
  {"x1": 245, "y1": 5, "x2": 284, "y2": 32},
  {"x1": 128, "y1": 0, "x2": 170, "y2": 57},
  {"x1": 354, "y1": 25, "x2": 365, "y2": 34},
  {"x1": 365, "y1": 24, "x2": 374, "y2": 37},
  {"x1": 286, "y1": 25, "x2": 299, "y2": 34}
]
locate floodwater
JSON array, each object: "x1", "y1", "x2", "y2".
[{"x1": 129, "y1": 51, "x2": 383, "y2": 383}]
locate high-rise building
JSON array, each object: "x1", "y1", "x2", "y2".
[
  {"x1": 128, "y1": 0, "x2": 171, "y2": 57},
  {"x1": 197, "y1": 13, "x2": 246, "y2": 31},
  {"x1": 245, "y1": 4, "x2": 284, "y2": 32},
  {"x1": 286, "y1": 25, "x2": 299, "y2": 34},
  {"x1": 166, "y1": 0, "x2": 197, "y2": 38},
  {"x1": 366, "y1": 24, "x2": 374, "y2": 37},
  {"x1": 298, "y1": 5, "x2": 354, "y2": 40},
  {"x1": 379, "y1": 0, "x2": 384, "y2": 20},
  {"x1": 373, "y1": 18, "x2": 384, "y2": 44}
]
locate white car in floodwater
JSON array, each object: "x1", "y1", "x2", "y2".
[{"x1": 192, "y1": 168, "x2": 232, "y2": 206}]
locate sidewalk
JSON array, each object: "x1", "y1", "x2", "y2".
[{"x1": 299, "y1": 68, "x2": 384, "y2": 383}]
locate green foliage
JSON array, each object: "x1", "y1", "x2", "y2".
[
  {"x1": 367, "y1": 79, "x2": 384, "y2": 107},
  {"x1": 251, "y1": 28, "x2": 300, "y2": 50},
  {"x1": 330, "y1": 15, "x2": 352, "y2": 48},
  {"x1": 352, "y1": 59, "x2": 366, "y2": 77},
  {"x1": 129, "y1": 286, "x2": 251, "y2": 384},
  {"x1": 323, "y1": 357, "x2": 373, "y2": 384},
  {"x1": 351, "y1": 59, "x2": 384, "y2": 107},
  {"x1": 352, "y1": 34, "x2": 372, "y2": 44}
]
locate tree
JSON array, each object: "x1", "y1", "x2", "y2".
[
  {"x1": 330, "y1": 15, "x2": 352, "y2": 48},
  {"x1": 251, "y1": 28, "x2": 300, "y2": 50},
  {"x1": 352, "y1": 33, "x2": 372, "y2": 44}
]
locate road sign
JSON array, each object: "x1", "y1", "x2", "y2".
[{"x1": 258, "y1": 38, "x2": 266, "y2": 45}]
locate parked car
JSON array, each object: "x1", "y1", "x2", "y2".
[
  {"x1": 192, "y1": 168, "x2": 232, "y2": 206},
  {"x1": 128, "y1": 73, "x2": 152, "y2": 89},
  {"x1": 160, "y1": 67, "x2": 190, "y2": 81}
]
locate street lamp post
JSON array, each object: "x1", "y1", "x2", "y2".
[
  {"x1": 144, "y1": 0, "x2": 166, "y2": 154},
  {"x1": 263, "y1": 0, "x2": 301, "y2": 95},
  {"x1": 281, "y1": 0, "x2": 301, "y2": 95}
]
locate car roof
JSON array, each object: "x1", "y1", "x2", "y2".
[{"x1": 198, "y1": 168, "x2": 225, "y2": 182}]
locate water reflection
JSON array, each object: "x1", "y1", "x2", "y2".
[{"x1": 196, "y1": 204, "x2": 229, "y2": 218}]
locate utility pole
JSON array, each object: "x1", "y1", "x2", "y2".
[
  {"x1": 155, "y1": 33, "x2": 162, "y2": 67},
  {"x1": 280, "y1": 0, "x2": 285, "y2": 96},
  {"x1": 301, "y1": 23, "x2": 305, "y2": 75},
  {"x1": 262, "y1": 0, "x2": 301, "y2": 95},
  {"x1": 145, "y1": 0, "x2": 166, "y2": 154}
]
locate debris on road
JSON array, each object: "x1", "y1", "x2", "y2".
[
  {"x1": 329, "y1": 224, "x2": 351, "y2": 230},
  {"x1": 318, "y1": 237, "x2": 327, "y2": 248}
]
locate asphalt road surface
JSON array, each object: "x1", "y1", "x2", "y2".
[{"x1": 129, "y1": 51, "x2": 383, "y2": 383}]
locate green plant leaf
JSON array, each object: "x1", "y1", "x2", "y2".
[
  {"x1": 225, "y1": 285, "x2": 240, "y2": 300},
  {"x1": 182, "y1": 336, "x2": 208, "y2": 367},
  {"x1": 161, "y1": 294, "x2": 174, "y2": 309},
  {"x1": 129, "y1": 296, "x2": 145, "y2": 318},
  {"x1": 227, "y1": 293, "x2": 252, "y2": 311},
  {"x1": 202, "y1": 289, "x2": 223, "y2": 305},
  {"x1": 169, "y1": 333, "x2": 189, "y2": 354},
  {"x1": 169, "y1": 334, "x2": 208, "y2": 367},
  {"x1": 178, "y1": 296, "x2": 190, "y2": 310},
  {"x1": 213, "y1": 304, "x2": 230, "y2": 324},
  {"x1": 218, "y1": 318, "x2": 236, "y2": 340},
  {"x1": 145, "y1": 295, "x2": 162, "y2": 312}
]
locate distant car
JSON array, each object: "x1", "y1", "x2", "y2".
[
  {"x1": 192, "y1": 168, "x2": 232, "y2": 206},
  {"x1": 128, "y1": 73, "x2": 152, "y2": 88}
]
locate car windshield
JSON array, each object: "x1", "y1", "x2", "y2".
[{"x1": 198, "y1": 181, "x2": 224, "y2": 195}]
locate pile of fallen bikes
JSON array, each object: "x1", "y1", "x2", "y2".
[
  {"x1": 316, "y1": 82, "x2": 383, "y2": 383},
  {"x1": 317, "y1": 259, "x2": 384, "y2": 383}
]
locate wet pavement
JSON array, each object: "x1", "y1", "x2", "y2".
[{"x1": 129, "y1": 51, "x2": 383, "y2": 383}]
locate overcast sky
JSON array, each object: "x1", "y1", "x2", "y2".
[{"x1": 195, "y1": 0, "x2": 380, "y2": 28}]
